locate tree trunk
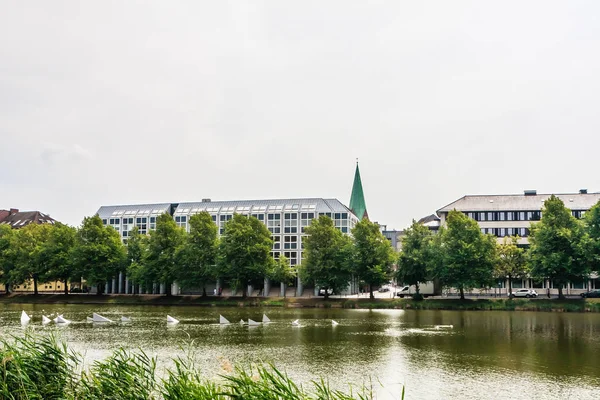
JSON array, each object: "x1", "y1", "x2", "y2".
[
  {"x1": 459, "y1": 287, "x2": 465, "y2": 300},
  {"x1": 508, "y1": 275, "x2": 512, "y2": 297},
  {"x1": 33, "y1": 276, "x2": 38, "y2": 295},
  {"x1": 415, "y1": 282, "x2": 420, "y2": 295},
  {"x1": 5, "y1": 283, "x2": 10, "y2": 294},
  {"x1": 165, "y1": 282, "x2": 172, "y2": 296},
  {"x1": 97, "y1": 282, "x2": 104, "y2": 295},
  {"x1": 324, "y1": 288, "x2": 329, "y2": 300},
  {"x1": 202, "y1": 287, "x2": 207, "y2": 297},
  {"x1": 369, "y1": 284, "x2": 374, "y2": 300},
  {"x1": 64, "y1": 279, "x2": 68, "y2": 295},
  {"x1": 558, "y1": 285, "x2": 564, "y2": 299}
]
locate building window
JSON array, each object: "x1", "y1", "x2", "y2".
[
  {"x1": 219, "y1": 214, "x2": 232, "y2": 234},
  {"x1": 300, "y1": 212, "x2": 315, "y2": 233},
  {"x1": 267, "y1": 214, "x2": 281, "y2": 234},
  {"x1": 284, "y1": 251, "x2": 297, "y2": 265},
  {"x1": 284, "y1": 213, "x2": 298, "y2": 233},
  {"x1": 149, "y1": 217, "x2": 156, "y2": 230},
  {"x1": 175, "y1": 215, "x2": 187, "y2": 229},
  {"x1": 251, "y1": 214, "x2": 265, "y2": 222},
  {"x1": 284, "y1": 236, "x2": 298, "y2": 249},
  {"x1": 272, "y1": 236, "x2": 281, "y2": 250}
]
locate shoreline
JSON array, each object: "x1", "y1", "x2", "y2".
[{"x1": 1, "y1": 293, "x2": 599, "y2": 313}]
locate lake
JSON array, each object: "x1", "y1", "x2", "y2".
[{"x1": 2, "y1": 304, "x2": 599, "y2": 399}]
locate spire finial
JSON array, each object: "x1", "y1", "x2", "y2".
[{"x1": 356, "y1": 157, "x2": 358, "y2": 165}]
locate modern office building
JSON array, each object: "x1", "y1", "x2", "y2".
[
  {"x1": 437, "y1": 189, "x2": 600, "y2": 294},
  {"x1": 96, "y1": 198, "x2": 360, "y2": 295}
]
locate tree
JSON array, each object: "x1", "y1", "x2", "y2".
[
  {"x1": 301, "y1": 215, "x2": 352, "y2": 300},
  {"x1": 396, "y1": 220, "x2": 434, "y2": 298},
  {"x1": 352, "y1": 218, "x2": 396, "y2": 299},
  {"x1": 39, "y1": 223, "x2": 77, "y2": 295},
  {"x1": 583, "y1": 200, "x2": 600, "y2": 275},
  {"x1": 434, "y1": 210, "x2": 497, "y2": 300},
  {"x1": 9, "y1": 224, "x2": 51, "y2": 295},
  {"x1": 72, "y1": 215, "x2": 126, "y2": 295},
  {"x1": 0, "y1": 225, "x2": 14, "y2": 293},
  {"x1": 175, "y1": 212, "x2": 219, "y2": 296},
  {"x1": 270, "y1": 255, "x2": 295, "y2": 298},
  {"x1": 218, "y1": 214, "x2": 273, "y2": 298},
  {"x1": 125, "y1": 226, "x2": 148, "y2": 293},
  {"x1": 529, "y1": 195, "x2": 588, "y2": 299},
  {"x1": 495, "y1": 236, "x2": 528, "y2": 296},
  {"x1": 142, "y1": 213, "x2": 185, "y2": 296}
]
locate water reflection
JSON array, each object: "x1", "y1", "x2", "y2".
[{"x1": 1, "y1": 304, "x2": 599, "y2": 399}]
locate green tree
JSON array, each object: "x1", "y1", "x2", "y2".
[
  {"x1": 175, "y1": 212, "x2": 219, "y2": 296},
  {"x1": 142, "y1": 213, "x2": 185, "y2": 296},
  {"x1": 9, "y1": 224, "x2": 51, "y2": 295},
  {"x1": 125, "y1": 226, "x2": 148, "y2": 293},
  {"x1": 270, "y1": 255, "x2": 295, "y2": 298},
  {"x1": 529, "y1": 195, "x2": 588, "y2": 299},
  {"x1": 39, "y1": 223, "x2": 77, "y2": 295},
  {"x1": 496, "y1": 236, "x2": 528, "y2": 296},
  {"x1": 352, "y1": 218, "x2": 396, "y2": 299},
  {"x1": 301, "y1": 215, "x2": 352, "y2": 300},
  {"x1": 583, "y1": 200, "x2": 600, "y2": 275},
  {"x1": 218, "y1": 214, "x2": 273, "y2": 298},
  {"x1": 72, "y1": 215, "x2": 126, "y2": 295},
  {"x1": 396, "y1": 220, "x2": 434, "y2": 298},
  {"x1": 434, "y1": 210, "x2": 497, "y2": 300},
  {"x1": 0, "y1": 225, "x2": 14, "y2": 293}
]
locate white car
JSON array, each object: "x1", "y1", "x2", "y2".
[{"x1": 510, "y1": 289, "x2": 538, "y2": 298}]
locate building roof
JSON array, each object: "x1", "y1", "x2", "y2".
[
  {"x1": 417, "y1": 214, "x2": 441, "y2": 228},
  {"x1": 174, "y1": 198, "x2": 353, "y2": 215},
  {"x1": 96, "y1": 198, "x2": 356, "y2": 218},
  {"x1": 349, "y1": 163, "x2": 368, "y2": 220},
  {"x1": 0, "y1": 209, "x2": 57, "y2": 228},
  {"x1": 96, "y1": 203, "x2": 173, "y2": 219},
  {"x1": 437, "y1": 192, "x2": 600, "y2": 213}
]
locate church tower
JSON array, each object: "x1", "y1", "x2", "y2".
[{"x1": 349, "y1": 161, "x2": 368, "y2": 220}]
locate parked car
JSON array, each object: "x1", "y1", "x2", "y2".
[
  {"x1": 378, "y1": 286, "x2": 390, "y2": 293},
  {"x1": 396, "y1": 286, "x2": 410, "y2": 298},
  {"x1": 318, "y1": 288, "x2": 333, "y2": 296},
  {"x1": 510, "y1": 289, "x2": 538, "y2": 298},
  {"x1": 580, "y1": 290, "x2": 600, "y2": 298}
]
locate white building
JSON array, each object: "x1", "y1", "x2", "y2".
[
  {"x1": 437, "y1": 189, "x2": 600, "y2": 295},
  {"x1": 96, "y1": 198, "x2": 359, "y2": 296}
]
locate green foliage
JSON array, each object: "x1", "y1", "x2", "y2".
[
  {"x1": 397, "y1": 220, "x2": 434, "y2": 296},
  {"x1": 529, "y1": 195, "x2": 589, "y2": 299},
  {"x1": 495, "y1": 236, "x2": 528, "y2": 294},
  {"x1": 434, "y1": 210, "x2": 497, "y2": 300},
  {"x1": 351, "y1": 218, "x2": 396, "y2": 299},
  {"x1": 583, "y1": 200, "x2": 600, "y2": 274},
  {"x1": 39, "y1": 223, "x2": 77, "y2": 294},
  {"x1": 301, "y1": 216, "x2": 352, "y2": 299},
  {"x1": 75, "y1": 349, "x2": 156, "y2": 400},
  {"x1": 270, "y1": 255, "x2": 296, "y2": 286},
  {"x1": 175, "y1": 212, "x2": 219, "y2": 293},
  {"x1": 0, "y1": 224, "x2": 15, "y2": 292},
  {"x1": 0, "y1": 333, "x2": 77, "y2": 400},
  {"x1": 218, "y1": 214, "x2": 273, "y2": 297},
  {"x1": 8, "y1": 224, "x2": 51, "y2": 295},
  {"x1": 125, "y1": 227, "x2": 148, "y2": 289},
  {"x1": 141, "y1": 213, "x2": 185, "y2": 295},
  {"x1": 72, "y1": 215, "x2": 126, "y2": 294}
]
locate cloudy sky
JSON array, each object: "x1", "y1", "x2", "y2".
[{"x1": 1, "y1": 1, "x2": 599, "y2": 229}]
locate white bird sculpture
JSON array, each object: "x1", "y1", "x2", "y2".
[
  {"x1": 291, "y1": 319, "x2": 299, "y2": 326},
  {"x1": 262, "y1": 314, "x2": 271, "y2": 323},
  {"x1": 248, "y1": 318, "x2": 260, "y2": 326},
  {"x1": 42, "y1": 315, "x2": 51, "y2": 325},
  {"x1": 332, "y1": 320, "x2": 339, "y2": 326},
  {"x1": 219, "y1": 315, "x2": 230, "y2": 324},
  {"x1": 20, "y1": 310, "x2": 31, "y2": 325},
  {"x1": 167, "y1": 315, "x2": 179, "y2": 324}
]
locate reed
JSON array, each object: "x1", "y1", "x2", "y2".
[{"x1": 0, "y1": 334, "x2": 395, "y2": 400}]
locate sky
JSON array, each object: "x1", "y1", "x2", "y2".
[{"x1": 1, "y1": 1, "x2": 600, "y2": 229}]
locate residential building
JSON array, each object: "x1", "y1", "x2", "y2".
[
  {"x1": 437, "y1": 189, "x2": 600, "y2": 295},
  {"x1": 0, "y1": 208, "x2": 56, "y2": 228}
]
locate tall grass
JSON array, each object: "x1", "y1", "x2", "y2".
[{"x1": 0, "y1": 334, "x2": 396, "y2": 400}]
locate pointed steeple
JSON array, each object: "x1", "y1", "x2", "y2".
[{"x1": 349, "y1": 160, "x2": 368, "y2": 220}]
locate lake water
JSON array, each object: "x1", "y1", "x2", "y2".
[{"x1": 1, "y1": 304, "x2": 600, "y2": 399}]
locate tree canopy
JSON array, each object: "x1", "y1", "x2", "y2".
[
  {"x1": 351, "y1": 218, "x2": 396, "y2": 299},
  {"x1": 495, "y1": 236, "x2": 527, "y2": 295},
  {"x1": 396, "y1": 220, "x2": 434, "y2": 298},
  {"x1": 529, "y1": 195, "x2": 588, "y2": 299}
]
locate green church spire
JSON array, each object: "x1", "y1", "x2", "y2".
[{"x1": 349, "y1": 161, "x2": 368, "y2": 220}]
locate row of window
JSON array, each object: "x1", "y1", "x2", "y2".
[
  {"x1": 481, "y1": 228, "x2": 530, "y2": 237},
  {"x1": 466, "y1": 210, "x2": 587, "y2": 222},
  {"x1": 496, "y1": 279, "x2": 600, "y2": 290}
]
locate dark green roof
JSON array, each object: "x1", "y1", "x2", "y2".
[{"x1": 349, "y1": 163, "x2": 368, "y2": 220}]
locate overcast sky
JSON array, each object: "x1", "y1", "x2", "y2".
[{"x1": 1, "y1": 1, "x2": 600, "y2": 229}]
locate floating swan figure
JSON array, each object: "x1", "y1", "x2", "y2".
[
  {"x1": 262, "y1": 314, "x2": 271, "y2": 323},
  {"x1": 20, "y1": 311, "x2": 30, "y2": 325},
  {"x1": 248, "y1": 318, "x2": 260, "y2": 326},
  {"x1": 331, "y1": 320, "x2": 339, "y2": 326},
  {"x1": 167, "y1": 315, "x2": 179, "y2": 324},
  {"x1": 86, "y1": 317, "x2": 94, "y2": 323},
  {"x1": 42, "y1": 315, "x2": 51, "y2": 325},
  {"x1": 434, "y1": 324, "x2": 454, "y2": 329},
  {"x1": 240, "y1": 319, "x2": 245, "y2": 325},
  {"x1": 121, "y1": 316, "x2": 132, "y2": 322},
  {"x1": 55, "y1": 315, "x2": 70, "y2": 325},
  {"x1": 291, "y1": 319, "x2": 299, "y2": 326},
  {"x1": 219, "y1": 315, "x2": 230, "y2": 324}
]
